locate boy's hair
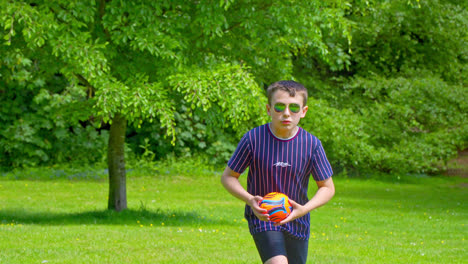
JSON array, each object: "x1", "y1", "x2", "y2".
[{"x1": 266, "y1": 80, "x2": 308, "y2": 106}]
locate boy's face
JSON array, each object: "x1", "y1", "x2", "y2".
[{"x1": 266, "y1": 90, "x2": 308, "y2": 136}]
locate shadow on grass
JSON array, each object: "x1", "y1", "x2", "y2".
[{"x1": 0, "y1": 208, "x2": 233, "y2": 227}]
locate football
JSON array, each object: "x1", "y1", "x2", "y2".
[{"x1": 258, "y1": 192, "x2": 292, "y2": 222}]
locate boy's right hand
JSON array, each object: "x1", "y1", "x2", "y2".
[{"x1": 249, "y1": 196, "x2": 270, "y2": 222}]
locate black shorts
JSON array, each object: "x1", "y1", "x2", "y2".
[{"x1": 252, "y1": 231, "x2": 309, "y2": 264}]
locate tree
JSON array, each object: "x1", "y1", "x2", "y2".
[{"x1": 1, "y1": 0, "x2": 351, "y2": 210}]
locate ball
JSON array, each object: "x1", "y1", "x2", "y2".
[{"x1": 258, "y1": 192, "x2": 292, "y2": 222}]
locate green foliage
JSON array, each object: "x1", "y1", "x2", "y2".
[
  {"x1": 297, "y1": 0, "x2": 467, "y2": 174},
  {"x1": 302, "y1": 69, "x2": 467, "y2": 175},
  {"x1": 205, "y1": 135, "x2": 238, "y2": 166},
  {"x1": 1, "y1": 0, "x2": 465, "y2": 175},
  {"x1": 169, "y1": 63, "x2": 268, "y2": 134},
  {"x1": 1, "y1": 0, "x2": 354, "y2": 169},
  {"x1": 126, "y1": 98, "x2": 242, "y2": 166},
  {"x1": 348, "y1": 0, "x2": 467, "y2": 84},
  {"x1": 1, "y1": 0, "x2": 351, "y2": 169},
  {"x1": 0, "y1": 71, "x2": 107, "y2": 168}
]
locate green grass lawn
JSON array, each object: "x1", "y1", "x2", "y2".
[{"x1": 0, "y1": 170, "x2": 466, "y2": 263}]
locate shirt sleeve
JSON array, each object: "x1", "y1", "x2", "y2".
[
  {"x1": 227, "y1": 133, "x2": 252, "y2": 174},
  {"x1": 310, "y1": 140, "x2": 333, "y2": 181}
]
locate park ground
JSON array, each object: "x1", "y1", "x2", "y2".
[{"x1": 0, "y1": 154, "x2": 466, "y2": 263}]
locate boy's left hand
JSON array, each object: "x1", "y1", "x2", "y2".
[{"x1": 274, "y1": 199, "x2": 306, "y2": 226}]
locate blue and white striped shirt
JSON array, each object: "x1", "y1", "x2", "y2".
[{"x1": 228, "y1": 123, "x2": 333, "y2": 240}]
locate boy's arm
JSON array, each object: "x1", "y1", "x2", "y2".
[
  {"x1": 221, "y1": 166, "x2": 269, "y2": 221},
  {"x1": 276, "y1": 177, "x2": 335, "y2": 226}
]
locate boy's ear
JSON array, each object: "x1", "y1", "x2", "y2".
[
  {"x1": 300, "y1": 105, "x2": 309, "y2": 118},
  {"x1": 266, "y1": 104, "x2": 272, "y2": 116}
]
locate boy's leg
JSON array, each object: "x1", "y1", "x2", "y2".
[
  {"x1": 252, "y1": 231, "x2": 288, "y2": 263},
  {"x1": 284, "y1": 234, "x2": 309, "y2": 264}
]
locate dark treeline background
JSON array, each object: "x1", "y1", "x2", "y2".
[{"x1": 1, "y1": 0, "x2": 466, "y2": 176}]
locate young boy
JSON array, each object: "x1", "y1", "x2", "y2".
[{"x1": 221, "y1": 80, "x2": 335, "y2": 264}]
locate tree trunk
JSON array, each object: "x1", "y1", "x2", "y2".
[{"x1": 107, "y1": 113, "x2": 127, "y2": 211}]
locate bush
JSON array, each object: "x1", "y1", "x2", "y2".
[{"x1": 301, "y1": 72, "x2": 467, "y2": 174}]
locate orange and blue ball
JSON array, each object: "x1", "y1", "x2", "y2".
[{"x1": 259, "y1": 192, "x2": 293, "y2": 222}]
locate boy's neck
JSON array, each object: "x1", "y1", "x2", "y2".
[{"x1": 268, "y1": 123, "x2": 299, "y2": 140}]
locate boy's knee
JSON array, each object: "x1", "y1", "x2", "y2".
[{"x1": 264, "y1": 255, "x2": 288, "y2": 264}]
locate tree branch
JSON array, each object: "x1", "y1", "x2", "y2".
[
  {"x1": 99, "y1": 0, "x2": 112, "y2": 41},
  {"x1": 75, "y1": 74, "x2": 95, "y2": 98}
]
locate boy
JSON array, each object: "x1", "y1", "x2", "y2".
[{"x1": 221, "y1": 80, "x2": 335, "y2": 264}]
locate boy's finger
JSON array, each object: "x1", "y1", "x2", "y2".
[
  {"x1": 256, "y1": 211, "x2": 270, "y2": 221},
  {"x1": 288, "y1": 199, "x2": 298, "y2": 207},
  {"x1": 274, "y1": 213, "x2": 294, "y2": 226}
]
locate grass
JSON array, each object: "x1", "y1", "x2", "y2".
[{"x1": 0, "y1": 168, "x2": 466, "y2": 263}]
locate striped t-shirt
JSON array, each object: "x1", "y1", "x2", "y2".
[{"x1": 227, "y1": 123, "x2": 333, "y2": 240}]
